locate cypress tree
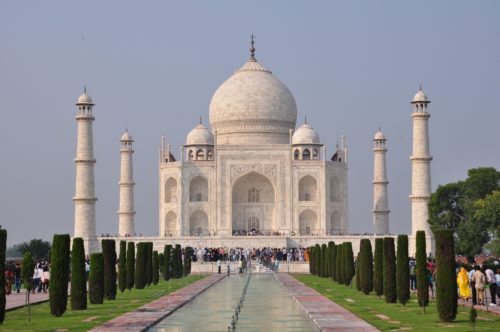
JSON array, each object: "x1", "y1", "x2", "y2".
[
  {"x1": 435, "y1": 230, "x2": 457, "y2": 322},
  {"x1": 163, "y1": 244, "x2": 172, "y2": 281},
  {"x1": 344, "y1": 242, "x2": 355, "y2": 286},
  {"x1": 174, "y1": 244, "x2": 183, "y2": 278},
  {"x1": 360, "y1": 239, "x2": 374, "y2": 295},
  {"x1": 416, "y1": 231, "x2": 429, "y2": 311},
  {"x1": 183, "y1": 247, "x2": 193, "y2": 276},
  {"x1": 70, "y1": 238, "x2": 87, "y2": 310},
  {"x1": 383, "y1": 237, "x2": 397, "y2": 303},
  {"x1": 145, "y1": 242, "x2": 153, "y2": 286},
  {"x1": 309, "y1": 246, "x2": 315, "y2": 275},
  {"x1": 325, "y1": 244, "x2": 331, "y2": 278},
  {"x1": 89, "y1": 253, "x2": 104, "y2": 304},
  {"x1": 0, "y1": 229, "x2": 6, "y2": 323},
  {"x1": 21, "y1": 252, "x2": 34, "y2": 293},
  {"x1": 152, "y1": 251, "x2": 159, "y2": 285},
  {"x1": 118, "y1": 241, "x2": 127, "y2": 293},
  {"x1": 331, "y1": 245, "x2": 337, "y2": 281},
  {"x1": 335, "y1": 244, "x2": 342, "y2": 283},
  {"x1": 355, "y1": 251, "x2": 362, "y2": 291},
  {"x1": 102, "y1": 239, "x2": 117, "y2": 300},
  {"x1": 397, "y1": 235, "x2": 410, "y2": 306},
  {"x1": 126, "y1": 242, "x2": 135, "y2": 290},
  {"x1": 158, "y1": 253, "x2": 164, "y2": 274},
  {"x1": 321, "y1": 244, "x2": 327, "y2": 277},
  {"x1": 135, "y1": 243, "x2": 147, "y2": 288},
  {"x1": 50, "y1": 234, "x2": 70, "y2": 317},
  {"x1": 328, "y1": 241, "x2": 335, "y2": 278},
  {"x1": 314, "y1": 244, "x2": 321, "y2": 277},
  {"x1": 373, "y1": 238, "x2": 384, "y2": 297}
]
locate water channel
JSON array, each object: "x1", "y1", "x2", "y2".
[{"x1": 150, "y1": 273, "x2": 318, "y2": 332}]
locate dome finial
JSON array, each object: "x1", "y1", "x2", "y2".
[
  {"x1": 304, "y1": 116, "x2": 307, "y2": 124},
  {"x1": 199, "y1": 116, "x2": 202, "y2": 125},
  {"x1": 84, "y1": 85, "x2": 87, "y2": 94},
  {"x1": 419, "y1": 83, "x2": 422, "y2": 91},
  {"x1": 250, "y1": 33, "x2": 256, "y2": 61}
]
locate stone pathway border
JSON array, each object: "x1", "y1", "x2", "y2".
[
  {"x1": 89, "y1": 274, "x2": 226, "y2": 332},
  {"x1": 6, "y1": 290, "x2": 49, "y2": 310},
  {"x1": 275, "y1": 273, "x2": 379, "y2": 332}
]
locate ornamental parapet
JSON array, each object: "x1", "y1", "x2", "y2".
[
  {"x1": 372, "y1": 209, "x2": 390, "y2": 214},
  {"x1": 372, "y1": 180, "x2": 389, "y2": 184},
  {"x1": 73, "y1": 197, "x2": 98, "y2": 202},
  {"x1": 76, "y1": 115, "x2": 95, "y2": 121},
  {"x1": 410, "y1": 156, "x2": 432, "y2": 161},
  {"x1": 409, "y1": 195, "x2": 430, "y2": 201},
  {"x1": 118, "y1": 181, "x2": 135, "y2": 186},
  {"x1": 118, "y1": 211, "x2": 136, "y2": 215},
  {"x1": 411, "y1": 112, "x2": 431, "y2": 119},
  {"x1": 75, "y1": 158, "x2": 97, "y2": 163}
]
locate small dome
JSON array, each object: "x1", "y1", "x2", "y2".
[
  {"x1": 292, "y1": 123, "x2": 320, "y2": 145},
  {"x1": 76, "y1": 92, "x2": 94, "y2": 105},
  {"x1": 374, "y1": 130, "x2": 386, "y2": 140},
  {"x1": 121, "y1": 130, "x2": 133, "y2": 141},
  {"x1": 412, "y1": 89, "x2": 429, "y2": 103},
  {"x1": 186, "y1": 124, "x2": 214, "y2": 145}
]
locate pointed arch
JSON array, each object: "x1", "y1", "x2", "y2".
[
  {"x1": 189, "y1": 210, "x2": 208, "y2": 236},
  {"x1": 189, "y1": 176, "x2": 208, "y2": 202},
  {"x1": 164, "y1": 177, "x2": 177, "y2": 203},
  {"x1": 330, "y1": 210, "x2": 342, "y2": 234},
  {"x1": 196, "y1": 149, "x2": 204, "y2": 160},
  {"x1": 299, "y1": 210, "x2": 317, "y2": 235},
  {"x1": 164, "y1": 211, "x2": 177, "y2": 236},
  {"x1": 298, "y1": 175, "x2": 317, "y2": 201},
  {"x1": 302, "y1": 149, "x2": 311, "y2": 160},
  {"x1": 294, "y1": 149, "x2": 300, "y2": 160},
  {"x1": 330, "y1": 176, "x2": 341, "y2": 202}
]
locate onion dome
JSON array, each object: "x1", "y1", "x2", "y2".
[
  {"x1": 186, "y1": 123, "x2": 214, "y2": 145},
  {"x1": 76, "y1": 88, "x2": 94, "y2": 105},
  {"x1": 412, "y1": 87, "x2": 429, "y2": 103},
  {"x1": 373, "y1": 129, "x2": 386, "y2": 141},
  {"x1": 121, "y1": 130, "x2": 133, "y2": 142},
  {"x1": 292, "y1": 122, "x2": 321, "y2": 145},
  {"x1": 209, "y1": 37, "x2": 297, "y2": 145}
]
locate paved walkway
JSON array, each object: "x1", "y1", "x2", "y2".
[
  {"x1": 5, "y1": 290, "x2": 49, "y2": 310},
  {"x1": 276, "y1": 273, "x2": 378, "y2": 332},
  {"x1": 89, "y1": 274, "x2": 225, "y2": 332}
]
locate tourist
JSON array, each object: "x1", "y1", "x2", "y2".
[
  {"x1": 14, "y1": 262, "x2": 21, "y2": 293},
  {"x1": 32, "y1": 263, "x2": 41, "y2": 294},
  {"x1": 472, "y1": 266, "x2": 487, "y2": 305},
  {"x1": 238, "y1": 259, "x2": 243, "y2": 274},
  {"x1": 495, "y1": 268, "x2": 500, "y2": 299},
  {"x1": 217, "y1": 259, "x2": 221, "y2": 274},
  {"x1": 409, "y1": 260, "x2": 416, "y2": 290},
  {"x1": 227, "y1": 260, "x2": 231, "y2": 276},
  {"x1": 457, "y1": 266, "x2": 471, "y2": 301},
  {"x1": 484, "y1": 265, "x2": 496, "y2": 306},
  {"x1": 469, "y1": 265, "x2": 477, "y2": 305},
  {"x1": 42, "y1": 264, "x2": 50, "y2": 294}
]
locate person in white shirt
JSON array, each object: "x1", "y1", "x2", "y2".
[{"x1": 484, "y1": 266, "x2": 496, "y2": 306}]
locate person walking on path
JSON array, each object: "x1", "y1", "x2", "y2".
[
  {"x1": 14, "y1": 263, "x2": 21, "y2": 293},
  {"x1": 457, "y1": 266, "x2": 471, "y2": 301},
  {"x1": 485, "y1": 265, "x2": 496, "y2": 306},
  {"x1": 217, "y1": 259, "x2": 221, "y2": 274},
  {"x1": 473, "y1": 266, "x2": 487, "y2": 305},
  {"x1": 469, "y1": 265, "x2": 477, "y2": 305}
]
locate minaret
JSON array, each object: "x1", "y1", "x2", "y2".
[
  {"x1": 118, "y1": 130, "x2": 135, "y2": 236},
  {"x1": 73, "y1": 88, "x2": 98, "y2": 254},
  {"x1": 410, "y1": 87, "x2": 433, "y2": 244},
  {"x1": 372, "y1": 129, "x2": 390, "y2": 234}
]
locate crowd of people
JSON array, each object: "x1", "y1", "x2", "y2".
[
  {"x1": 192, "y1": 247, "x2": 309, "y2": 264},
  {"x1": 456, "y1": 264, "x2": 499, "y2": 306},
  {"x1": 4, "y1": 260, "x2": 50, "y2": 295}
]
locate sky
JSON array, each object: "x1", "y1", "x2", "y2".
[{"x1": 1, "y1": 1, "x2": 499, "y2": 246}]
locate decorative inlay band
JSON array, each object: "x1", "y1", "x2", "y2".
[
  {"x1": 410, "y1": 156, "x2": 433, "y2": 161},
  {"x1": 73, "y1": 197, "x2": 98, "y2": 202},
  {"x1": 409, "y1": 195, "x2": 430, "y2": 201},
  {"x1": 75, "y1": 159, "x2": 97, "y2": 163},
  {"x1": 230, "y1": 164, "x2": 277, "y2": 181}
]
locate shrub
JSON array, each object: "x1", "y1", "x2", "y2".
[
  {"x1": 89, "y1": 253, "x2": 104, "y2": 304},
  {"x1": 102, "y1": 239, "x2": 117, "y2": 300},
  {"x1": 145, "y1": 242, "x2": 153, "y2": 286},
  {"x1": 355, "y1": 251, "x2": 362, "y2": 291},
  {"x1": 397, "y1": 235, "x2": 410, "y2": 305},
  {"x1": 126, "y1": 242, "x2": 135, "y2": 290},
  {"x1": 335, "y1": 244, "x2": 342, "y2": 283},
  {"x1": 50, "y1": 234, "x2": 70, "y2": 317},
  {"x1": 359, "y1": 239, "x2": 374, "y2": 295},
  {"x1": 373, "y1": 238, "x2": 384, "y2": 297},
  {"x1": 21, "y1": 252, "x2": 34, "y2": 293},
  {"x1": 383, "y1": 237, "x2": 397, "y2": 303},
  {"x1": 135, "y1": 243, "x2": 147, "y2": 289},
  {"x1": 158, "y1": 253, "x2": 164, "y2": 274},
  {"x1": 118, "y1": 241, "x2": 126, "y2": 293},
  {"x1": 172, "y1": 244, "x2": 183, "y2": 279},
  {"x1": 343, "y1": 242, "x2": 355, "y2": 286},
  {"x1": 328, "y1": 241, "x2": 335, "y2": 279},
  {"x1": 309, "y1": 246, "x2": 315, "y2": 275},
  {"x1": 435, "y1": 230, "x2": 457, "y2": 322},
  {"x1": 0, "y1": 229, "x2": 6, "y2": 323},
  {"x1": 152, "y1": 251, "x2": 159, "y2": 285},
  {"x1": 416, "y1": 231, "x2": 429, "y2": 310},
  {"x1": 321, "y1": 244, "x2": 327, "y2": 277},
  {"x1": 70, "y1": 238, "x2": 87, "y2": 310},
  {"x1": 163, "y1": 245, "x2": 172, "y2": 281},
  {"x1": 314, "y1": 244, "x2": 321, "y2": 277},
  {"x1": 183, "y1": 247, "x2": 193, "y2": 276}
]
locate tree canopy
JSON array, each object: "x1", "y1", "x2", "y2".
[
  {"x1": 429, "y1": 167, "x2": 499, "y2": 258},
  {"x1": 8, "y1": 239, "x2": 51, "y2": 260}
]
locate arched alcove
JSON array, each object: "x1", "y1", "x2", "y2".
[
  {"x1": 189, "y1": 210, "x2": 208, "y2": 235},
  {"x1": 330, "y1": 210, "x2": 342, "y2": 234},
  {"x1": 298, "y1": 175, "x2": 317, "y2": 201},
  {"x1": 164, "y1": 177, "x2": 177, "y2": 203},
  {"x1": 299, "y1": 210, "x2": 317, "y2": 235},
  {"x1": 164, "y1": 211, "x2": 177, "y2": 236},
  {"x1": 189, "y1": 176, "x2": 208, "y2": 202}
]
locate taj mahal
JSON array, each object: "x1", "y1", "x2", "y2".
[{"x1": 73, "y1": 38, "x2": 434, "y2": 255}]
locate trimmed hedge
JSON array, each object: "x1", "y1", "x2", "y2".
[
  {"x1": 331, "y1": 244, "x2": 337, "y2": 281},
  {"x1": 172, "y1": 244, "x2": 183, "y2": 279},
  {"x1": 359, "y1": 239, "x2": 374, "y2": 295},
  {"x1": 321, "y1": 244, "x2": 327, "y2": 277},
  {"x1": 146, "y1": 242, "x2": 153, "y2": 286},
  {"x1": 70, "y1": 238, "x2": 87, "y2": 310},
  {"x1": 102, "y1": 239, "x2": 117, "y2": 300},
  {"x1": 50, "y1": 234, "x2": 70, "y2": 317},
  {"x1": 118, "y1": 241, "x2": 127, "y2": 293},
  {"x1": 343, "y1": 242, "x2": 355, "y2": 286},
  {"x1": 0, "y1": 229, "x2": 6, "y2": 323},
  {"x1": 152, "y1": 251, "x2": 159, "y2": 285},
  {"x1": 89, "y1": 253, "x2": 104, "y2": 304},
  {"x1": 183, "y1": 247, "x2": 193, "y2": 276},
  {"x1": 373, "y1": 238, "x2": 384, "y2": 297},
  {"x1": 355, "y1": 251, "x2": 361, "y2": 291},
  {"x1": 435, "y1": 230, "x2": 457, "y2": 322},
  {"x1": 309, "y1": 246, "x2": 315, "y2": 275},
  {"x1": 335, "y1": 244, "x2": 343, "y2": 283},
  {"x1": 328, "y1": 241, "x2": 335, "y2": 279},
  {"x1": 314, "y1": 244, "x2": 321, "y2": 278},
  {"x1": 163, "y1": 245, "x2": 172, "y2": 281},
  {"x1": 158, "y1": 253, "x2": 164, "y2": 274},
  {"x1": 383, "y1": 237, "x2": 397, "y2": 303},
  {"x1": 416, "y1": 231, "x2": 429, "y2": 309},
  {"x1": 21, "y1": 252, "x2": 34, "y2": 293},
  {"x1": 126, "y1": 242, "x2": 135, "y2": 290},
  {"x1": 135, "y1": 243, "x2": 147, "y2": 289},
  {"x1": 397, "y1": 235, "x2": 410, "y2": 305}
]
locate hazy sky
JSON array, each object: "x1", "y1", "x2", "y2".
[{"x1": 1, "y1": 1, "x2": 499, "y2": 246}]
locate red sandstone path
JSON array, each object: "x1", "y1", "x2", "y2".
[{"x1": 5, "y1": 289, "x2": 49, "y2": 310}]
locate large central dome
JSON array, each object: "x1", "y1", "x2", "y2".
[{"x1": 209, "y1": 57, "x2": 297, "y2": 145}]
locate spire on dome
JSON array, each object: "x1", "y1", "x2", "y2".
[
  {"x1": 199, "y1": 116, "x2": 202, "y2": 125},
  {"x1": 250, "y1": 33, "x2": 256, "y2": 61},
  {"x1": 304, "y1": 116, "x2": 307, "y2": 124}
]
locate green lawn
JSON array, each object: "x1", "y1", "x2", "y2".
[
  {"x1": 294, "y1": 274, "x2": 500, "y2": 331},
  {"x1": 1, "y1": 275, "x2": 205, "y2": 332}
]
